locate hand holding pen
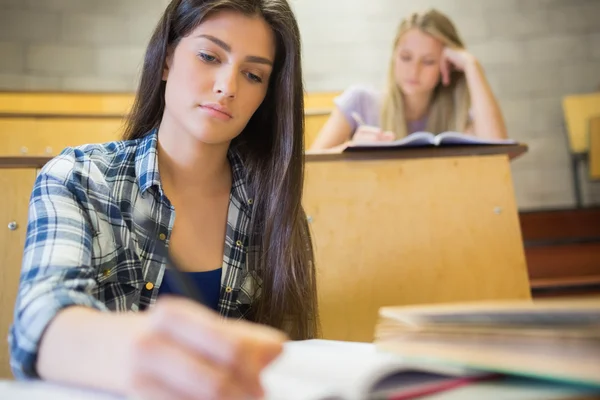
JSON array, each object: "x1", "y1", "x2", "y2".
[
  {"x1": 351, "y1": 112, "x2": 395, "y2": 143},
  {"x1": 126, "y1": 200, "x2": 286, "y2": 400}
]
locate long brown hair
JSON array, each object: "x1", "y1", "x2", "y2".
[
  {"x1": 381, "y1": 9, "x2": 470, "y2": 137},
  {"x1": 123, "y1": 0, "x2": 319, "y2": 340}
]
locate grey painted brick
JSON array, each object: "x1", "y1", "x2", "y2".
[
  {"x1": 60, "y1": 13, "x2": 129, "y2": 46},
  {"x1": 486, "y1": 9, "x2": 550, "y2": 39},
  {"x1": 591, "y1": 33, "x2": 600, "y2": 60},
  {"x1": 548, "y1": 3, "x2": 600, "y2": 34},
  {"x1": 1, "y1": 0, "x2": 25, "y2": 8},
  {"x1": 0, "y1": 42, "x2": 24, "y2": 73},
  {"x1": 0, "y1": 10, "x2": 60, "y2": 42},
  {"x1": 61, "y1": 75, "x2": 136, "y2": 92},
  {"x1": 523, "y1": 35, "x2": 589, "y2": 64},
  {"x1": 561, "y1": 62, "x2": 600, "y2": 93},
  {"x1": 519, "y1": 0, "x2": 600, "y2": 11},
  {"x1": 96, "y1": 46, "x2": 145, "y2": 77},
  {"x1": 0, "y1": 73, "x2": 61, "y2": 90},
  {"x1": 26, "y1": 44, "x2": 96, "y2": 75},
  {"x1": 486, "y1": 65, "x2": 565, "y2": 98},
  {"x1": 25, "y1": 0, "x2": 163, "y2": 14},
  {"x1": 127, "y1": 14, "x2": 161, "y2": 47},
  {"x1": 529, "y1": 97, "x2": 565, "y2": 133},
  {"x1": 469, "y1": 40, "x2": 524, "y2": 66}
]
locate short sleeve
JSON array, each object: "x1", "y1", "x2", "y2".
[{"x1": 333, "y1": 85, "x2": 382, "y2": 133}]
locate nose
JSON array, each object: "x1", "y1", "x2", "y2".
[
  {"x1": 408, "y1": 61, "x2": 421, "y2": 79},
  {"x1": 214, "y1": 67, "x2": 237, "y2": 99}
]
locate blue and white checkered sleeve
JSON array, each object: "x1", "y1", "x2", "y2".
[{"x1": 9, "y1": 153, "x2": 109, "y2": 380}]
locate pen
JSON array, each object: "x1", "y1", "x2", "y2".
[
  {"x1": 351, "y1": 112, "x2": 366, "y2": 127},
  {"x1": 133, "y1": 203, "x2": 205, "y2": 304}
]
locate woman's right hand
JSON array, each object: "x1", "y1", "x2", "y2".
[
  {"x1": 352, "y1": 125, "x2": 395, "y2": 144},
  {"x1": 127, "y1": 297, "x2": 286, "y2": 400}
]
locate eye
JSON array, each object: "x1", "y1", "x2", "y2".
[
  {"x1": 198, "y1": 52, "x2": 218, "y2": 63},
  {"x1": 423, "y1": 59, "x2": 436, "y2": 66},
  {"x1": 245, "y1": 72, "x2": 263, "y2": 83},
  {"x1": 400, "y1": 54, "x2": 411, "y2": 62}
]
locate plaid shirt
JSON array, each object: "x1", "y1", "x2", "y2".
[{"x1": 9, "y1": 130, "x2": 259, "y2": 379}]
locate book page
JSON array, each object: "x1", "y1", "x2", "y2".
[
  {"x1": 261, "y1": 340, "x2": 481, "y2": 400},
  {"x1": 434, "y1": 132, "x2": 517, "y2": 146},
  {"x1": 345, "y1": 132, "x2": 435, "y2": 150},
  {"x1": 261, "y1": 340, "x2": 410, "y2": 400},
  {"x1": 0, "y1": 381, "x2": 122, "y2": 400}
]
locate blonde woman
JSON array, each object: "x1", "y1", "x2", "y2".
[{"x1": 310, "y1": 9, "x2": 507, "y2": 150}]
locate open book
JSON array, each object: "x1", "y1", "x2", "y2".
[
  {"x1": 2, "y1": 338, "x2": 599, "y2": 400},
  {"x1": 345, "y1": 131, "x2": 516, "y2": 152},
  {"x1": 375, "y1": 300, "x2": 600, "y2": 389},
  {"x1": 261, "y1": 340, "x2": 495, "y2": 400}
]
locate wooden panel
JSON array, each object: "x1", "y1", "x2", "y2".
[
  {"x1": 526, "y1": 242, "x2": 600, "y2": 280},
  {"x1": 0, "y1": 91, "x2": 338, "y2": 117},
  {"x1": 519, "y1": 207, "x2": 600, "y2": 243},
  {"x1": 562, "y1": 93, "x2": 600, "y2": 153},
  {"x1": 0, "y1": 118, "x2": 124, "y2": 156},
  {"x1": 590, "y1": 116, "x2": 600, "y2": 180},
  {"x1": 0, "y1": 92, "x2": 134, "y2": 116},
  {"x1": 0, "y1": 168, "x2": 38, "y2": 379},
  {"x1": 306, "y1": 144, "x2": 528, "y2": 162},
  {"x1": 304, "y1": 155, "x2": 531, "y2": 342},
  {"x1": 304, "y1": 92, "x2": 338, "y2": 109}
]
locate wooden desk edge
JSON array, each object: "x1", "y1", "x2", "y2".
[
  {"x1": 0, "y1": 157, "x2": 53, "y2": 168},
  {"x1": 305, "y1": 144, "x2": 528, "y2": 162},
  {"x1": 0, "y1": 145, "x2": 528, "y2": 169}
]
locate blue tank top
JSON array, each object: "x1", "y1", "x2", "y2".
[{"x1": 158, "y1": 268, "x2": 222, "y2": 312}]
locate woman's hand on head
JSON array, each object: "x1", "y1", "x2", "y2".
[
  {"x1": 440, "y1": 47, "x2": 477, "y2": 86},
  {"x1": 126, "y1": 297, "x2": 286, "y2": 400},
  {"x1": 351, "y1": 125, "x2": 395, "y2": 144}
]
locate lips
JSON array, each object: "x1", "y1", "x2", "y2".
[{"x1": 199, "y1": 103, "x2": 233, "y2": 121}]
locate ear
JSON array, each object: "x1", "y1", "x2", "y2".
[{"x1": 162, "y1": 46, "x2": 174, "y2": 81}]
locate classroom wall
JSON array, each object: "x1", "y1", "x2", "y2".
[{"x1": 0, "y1": 0, "x2": 599, "y2": 209}]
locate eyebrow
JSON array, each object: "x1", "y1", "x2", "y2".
[{"x1": 196, "y1": 34, "x2": 274, "y2": 66}]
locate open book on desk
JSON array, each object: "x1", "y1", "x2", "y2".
[
  {"x1": 375, "y1": 299, "x2": 600, "y2": 389},
  {"x1": 344, "y1": 131, "x2": 516, "y2": 152},
  {"x1": 2, "y1": 339, "x2": 599, "y2": 400},
  {"x1": 261, "y1": 340, "x2": 495, "y2": 400}
]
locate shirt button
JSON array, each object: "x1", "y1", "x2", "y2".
[
  {"x1": 236, "y1": 240, "x2": 242, "y2": 247},
  {"x1": 247, "y1": 198, "x2": 253, "y2": 205},
  {"x1": 102, "y1": 269, "x2": 110, "y2": 277},
  {"x1": 225, "y1": 286, "x2": 233, "y2": 293},
  {"x1": 145, "y1": 282, "x2": 154, "y2": 290},
  {"x1": 158, "y1": 233, "x2": 166, "y2": 241}
]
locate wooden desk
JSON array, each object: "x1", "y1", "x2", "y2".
[
  {"x1": 0, "y1": 145, "x2": 530, "y2": 376},
  {"x1": 0, "y1": 157, "x2": 49, "y2": 379},
  {"x1": 304, "y1": 145, "x2": 531, "y2": 342}
]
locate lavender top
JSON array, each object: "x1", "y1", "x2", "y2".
[{"x1": 334, "y1": 85, "x2": 428, "y2": 136}]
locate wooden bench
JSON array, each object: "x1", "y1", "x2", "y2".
[
  {"x1": 0, "y1": 91, "x2": 338, "y2": 156},
  {"x1": 590, "y1": 115, "x2": 600, "y2": 180},
  {"x1": 562, "y1": 93, "x2": 600, "y2": 206}
]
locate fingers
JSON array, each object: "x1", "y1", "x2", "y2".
[
  {"x1": 353, "y1": 126, "x2": 395, "y2": 143},
  {"x1": 380, "y1": 131, "x2": 395, "y2": 142},
  {"x1": 143, "y1": 297, "x2": 285, "y2": 397},
  {"x1": 132, "y1": 334, "x2": 251, "y2": 400},
  {"x1": 440, "y1": 56, "x2": 451, "y2": 86}
]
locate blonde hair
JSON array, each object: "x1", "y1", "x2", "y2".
[{"x1": 380, "y1": 9, "x2": 470, "y2": 138}]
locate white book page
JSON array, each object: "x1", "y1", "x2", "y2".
[
  {"x1": 261, "y1": 340, "x2": 409, "y2": 400},
  {"x1": 434, "y1": 132, "x2": 517, "y2": 146},
  {"x1": 0, "y1": 381, "x2": 123, "y2": 400},
  {"x1": 346, "y1": 132, "x2": 435, "y2": 149}
]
